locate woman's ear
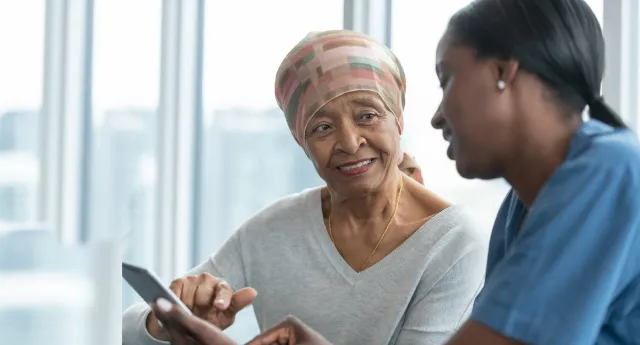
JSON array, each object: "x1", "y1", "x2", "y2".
[{"x1": 493, "y1": 59, "x2": 519, "y2": 87}]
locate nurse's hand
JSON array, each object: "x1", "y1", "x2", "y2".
[
  {"x1": 246, "y1": 316, "x2": 332, "y2": 345},
  {"x1": 151, "y1": 298, "x2": 237, "y2": 345}
]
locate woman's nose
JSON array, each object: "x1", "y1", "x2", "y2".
[{"x1": 335, "y1": 126, "x2": 366, "y2": 154}]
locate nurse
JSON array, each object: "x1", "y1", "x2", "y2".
[{"x1": 431, "y1": 0, "x2": 640, "y2": 343}]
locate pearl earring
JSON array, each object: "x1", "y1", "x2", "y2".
[{"x1": 497, "y1": 80, "x2": 506, "y2": 90}]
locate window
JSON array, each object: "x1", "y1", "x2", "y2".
[
  {"x1": 0, "y1": 1, "x2": 45, "y2": 226},
  {"x1": 392, "y1": 0, "x2": 604, "y2": 235},
  {"x1": 88, "y1": 0, "x2": 162, "y2": 311},
  {"x1": 198, "y1": 0, "x2": 343, "y2": 341}
]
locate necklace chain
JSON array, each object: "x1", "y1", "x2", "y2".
[{"x1": 328, "y1": 177, "x2": 404, "y2": 272}]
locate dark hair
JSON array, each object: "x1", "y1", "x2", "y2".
[{"x1": 447, "y1": 0, "x2": 626, "y2": 128}]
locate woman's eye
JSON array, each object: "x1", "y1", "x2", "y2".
[
  {"x1": 314, "y1": 124, "x2": 332, "y2": 133},
  {"x1": 360, "y1": 113, "x2": 377, "y2": 121}
]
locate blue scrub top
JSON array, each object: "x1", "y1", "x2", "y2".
[{"x1": 470, "y1": 120, "x2": 640, "y2": 345}]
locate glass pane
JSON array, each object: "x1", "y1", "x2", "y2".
[
  {"x1": 89, "y1": 0, "x2": 162, "y2": 311},
  {"x1": 0, "y1": 230, "x2": 95, "y2": 345},
  {"x1": 391, "y1": 0, "x2": 604, "y2": 235},
  {"x1": 199, "y1": 1, "x2": 343, "y2": 342},
  {"x1": 0, "y1": 2, "x2": 45, "y2": 226}
]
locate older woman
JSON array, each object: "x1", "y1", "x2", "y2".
[{"x1": 122, "y1": 30, "x2": 486, "y2": 345}]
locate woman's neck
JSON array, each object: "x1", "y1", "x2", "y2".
[
  {"x1": 325, "y1": 170, "x2": 404, "y2": 229},
  {"x1": 504, "y1": 117, "x2": 581, "y2": 206}
]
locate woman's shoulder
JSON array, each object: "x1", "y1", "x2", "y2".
[
  {"x1": 410, "y1": 205, "x2": 488, "y2": 292},
  {"x1": 405, "y1": 180, "x2": 488, "y2": 254},
  {"x1": 543, "y1": 121, "x2": 640, "y2": 198},
  {"x1": 573, "y1": 120, "x2": 640, "y2": 167},
  {"x1": 426, "y1": 205, "x2": 489, "y2": 251},
  {"x1": 239, "y1": 186, "x2": 323, "y2": 233},
  {"x1": 401, "y1": 205, "x2": 489, "y2": 272}
]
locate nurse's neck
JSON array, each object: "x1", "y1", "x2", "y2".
[{"x1": 503, "y1": 112, "x2": 583, "y2": 207}]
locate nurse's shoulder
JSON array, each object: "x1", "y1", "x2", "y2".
[{"x1": 570, "y1": 120, "x2": 640, "y2": 175}]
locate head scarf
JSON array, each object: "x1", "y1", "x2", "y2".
[{"x1": 275, "y1": 30, "x2": 407, "y2": 150}]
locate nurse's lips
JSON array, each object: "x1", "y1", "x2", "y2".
[{"x1": 443, "y1": 130, "x2": 452, "y2": 142}]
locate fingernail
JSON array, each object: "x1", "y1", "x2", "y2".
[
  {"x1": 216, "y1": 299, "x2": 225, "y2": 306},
  {"x1": 157, "y1": 298, "x2": 172, "y2": 312}
]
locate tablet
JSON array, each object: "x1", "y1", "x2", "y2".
[{"x1": 122, "y1": 262, "x2": 192, "y2": 314}]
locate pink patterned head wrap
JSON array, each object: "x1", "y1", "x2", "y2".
[{"x1": 274, "y1": 30, "x2": 407, "y2": 150}]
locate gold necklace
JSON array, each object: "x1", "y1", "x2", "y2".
[{"x1": 328, "y1": 176, "x2": 404, "y2": 272}]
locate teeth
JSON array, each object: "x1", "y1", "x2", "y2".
[{"x1": 339, "y1": 160, "x2": 372, "y2": 171}]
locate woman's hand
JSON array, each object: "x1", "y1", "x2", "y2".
[
  {"x1": 151, "y1": 297, "x2": 238, "y2": 345},
  {"x1": 247, "y1": 316, "x2": 332, "y2": 345},
  {"x1": 399, "y1": 152, "x2": 424, "y2": 184},
  {"x1": 146, "y1": 273, "x2": 257, "y2": 340}
]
